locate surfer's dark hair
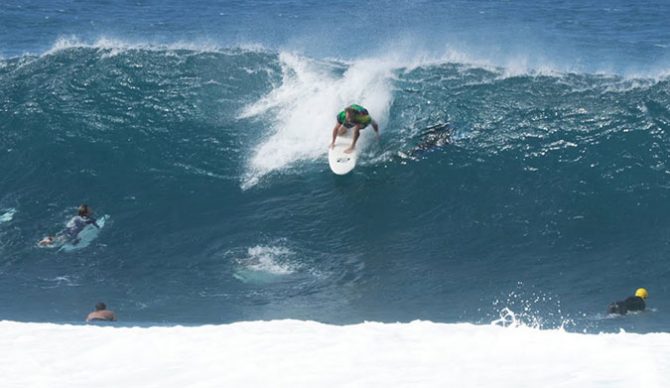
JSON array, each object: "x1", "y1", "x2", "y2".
[
  {"x1": 78, "y1": 204, "x2": 90, "y2": 216},
  {"x1": 95, "y1": 302, "x2": 106, "y2": 311}
]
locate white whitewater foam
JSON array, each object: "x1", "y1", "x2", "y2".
[
  {"x1": 238, "y1": 245, "x2": 296, "y2": 275},
  {"x1": 240, "y1": 52, "x2": 394, "y2": 189},
  {"x1": 44, "y1": 36, "x2": 227, "y2": 56},
  {"x1": 232, "y1": 244, "x2": 301, "y2": 283},
  {"x1": 8, "y1": 35, "x2": 665, "y2": 81},
  {"x1": 0, "y1": 208, "x2": 16, "y2": 223},
  {"x1": 0, "y1": 319, "x2": 667, "y2": 388}
]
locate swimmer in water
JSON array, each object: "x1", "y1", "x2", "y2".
[{"x1": 86, "y1": 302, "x2": 117, "y2": 322}]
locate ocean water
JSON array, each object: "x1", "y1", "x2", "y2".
[{"x1": 1, "y1": 1, "x2": 670, "y2": 385}]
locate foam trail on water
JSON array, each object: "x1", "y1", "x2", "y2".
[
  {"x1": 239, "y1": 245, "x2": 296, "y2": 275},
  {"x1": 230, "y1": 243, "x2": 303, "y2": 284},
  {"x1": 43, "y1": 36, "x2": 227, "y2": 56},
  {"x1": 240, "y1": 52, "x2": 394, "y2": 189}
]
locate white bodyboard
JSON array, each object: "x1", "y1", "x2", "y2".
[{"x1": 59, "y1": 215, "x2": 108, "y2": 252}]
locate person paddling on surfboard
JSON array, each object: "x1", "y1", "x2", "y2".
[
  {"x1": 329, "y1": 104, "x2": 379, "y2": 154},
  {"x1": 607, "y1": 288, "x2": 648, "y2": 315},
  {"x1": 39, "y1": 204, "x2": 100, "y2": 246}
]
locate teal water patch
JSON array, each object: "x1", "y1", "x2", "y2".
[{"x1": 1, "y1": 45, "x2": 669, "y2": 331}]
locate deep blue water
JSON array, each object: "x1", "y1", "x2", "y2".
[{"x1": 1, "y1": 1, "x2": 669, "y2": 333}]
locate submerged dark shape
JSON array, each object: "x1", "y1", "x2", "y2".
[{"x1": 399, "y1": 122, "x2": 453, "y2": 160}]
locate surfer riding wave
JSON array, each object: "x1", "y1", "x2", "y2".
[{"x1": 329, "y1": 104, "x2": 380, "y2": 154}]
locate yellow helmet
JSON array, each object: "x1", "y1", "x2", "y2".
[{"x1": 635, "y1": 288, "x2": 648, "y2": 299}]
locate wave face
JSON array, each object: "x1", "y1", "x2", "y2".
[{"x1": 1, "y1": 1, "x2": 670, "y2": 333}]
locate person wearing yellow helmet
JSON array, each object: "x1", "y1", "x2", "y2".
[{"x1": 607, "y1": 288, "x2": 648, "y2": 315}]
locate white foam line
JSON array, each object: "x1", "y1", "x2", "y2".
[
  {"x1": 5, "y1": 35, "x2": 666, "y2": 82},
  {"x1": 40, "y1": 36, "x2": 271, "y2": 57},
  {"x1": 0, "y1": 320, "x2": 667, "y2": 388}
]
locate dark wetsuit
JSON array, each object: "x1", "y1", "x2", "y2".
[
  {"x1": 607, "y1": 296, "x2": 646, "y2": 315},
  {"x1": 60, "y1": 215, "x2": 99, "y2": 242}
]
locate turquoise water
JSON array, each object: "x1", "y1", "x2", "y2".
[{"x1": 1, "y1": 1, "x2": 669, "y2": 332}]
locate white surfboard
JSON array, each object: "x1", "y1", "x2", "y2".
[
  {"x1": 60, "y1": 215, "x2": 108, "y2": 252},
  {"x1": 38, "y1": 215, "x2": 109, "y2": 251},
  {"x1": 328, "y1": 134, "x2": 357, "y2": 175}
]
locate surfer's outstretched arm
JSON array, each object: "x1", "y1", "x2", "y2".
[
  {"x1": 38, "y1": 233, "x2": 66, "y2": 246},
  {"x1": 372, "y1": 120, "x2": 380, "y2": 139},
  {"x1": 38, "y1": 235, "x2": 55, "y2": 246}
]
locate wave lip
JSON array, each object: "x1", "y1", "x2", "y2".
[{"x1": 42, "y1": 36, "x2": 234, "y2": 56}]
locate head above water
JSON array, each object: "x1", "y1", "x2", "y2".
[
  {"x1": 635, "y1": 288, "x2": 648, "y2": 299},
  {"x1": 78, "y1": 204, "x2": 91, "y2": 217},
  {"x1": 95, "y1": 302, "x2": 107, "y2": 311}
]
